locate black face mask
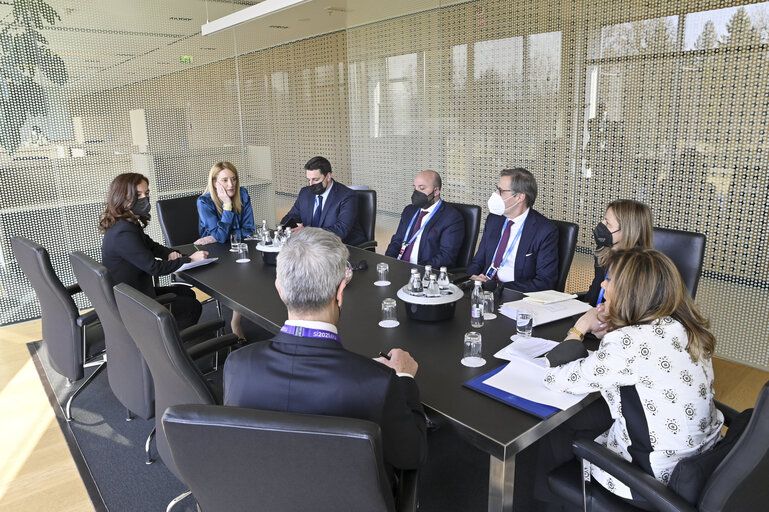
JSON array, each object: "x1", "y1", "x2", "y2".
[
  {"x1": 593, "y1": 222, "x2": 619, "y2": 250},
  {"x1": 310, "y1": 180, "x2": 327, "y2": 195},
  {"x1": 411, "y1": 189, "x2": 435, "y2": 209},
  {"x1": 131, "y1": 197, "x2": 151, "y2": 217}
]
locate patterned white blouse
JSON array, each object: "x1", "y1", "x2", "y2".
[{"x1": 544, "y1": 316, "x2": 724, "y2": 499}]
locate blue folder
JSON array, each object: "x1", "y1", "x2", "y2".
[{"x1": 463, "y1": 363, "x2": 560, "y2": 419}]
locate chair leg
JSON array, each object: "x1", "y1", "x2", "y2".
[
  {"x1": 166, "y1": 491, "x2": 192, "y2": 512},
  {"x1": 126, "y1": 408, "x2": 134, "y2": 421},
  {"x1": 581, "y1": 458, "x2": 589, "y2": 512},
  {"x1": 65, "y1": 361, "x2": 106, "y2": 422},
  {"x1": 146, "y1": 427, "x2": 156, "y2": 465}
]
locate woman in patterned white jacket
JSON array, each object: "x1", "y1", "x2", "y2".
[{"x1": 544, "y1": 248, "x2": 724, "y2": 503}]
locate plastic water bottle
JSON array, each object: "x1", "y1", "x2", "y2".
[
  {"x1": 425, "y1": 274, "x2": 441, "y2": 297},
  {"x1": 437, "y1": 266, "x2": 450, "y2": 290},
  {"x1": 471, "y1": 280, "x2": 485, "y2": 328},
  {"x1": 422, "y1": 265, "x2": 433, "y2": 289},
  {"x1": 409, "y1": 268, "x2": 424, "y2": 296}
]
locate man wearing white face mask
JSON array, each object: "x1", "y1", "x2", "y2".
[{"x1": 467, "y1": 168, "x2": 559, "y2": 292}]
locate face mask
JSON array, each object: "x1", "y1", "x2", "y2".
[
  {"x1": 593, "y1": 222, "x2": 619, "y2": 250},
  {"x1": 411, "y1": 189, "x2": 435, "y2": 209},
  {"x1": 487, "y1": 193, "x2": 514, "y2": 216},
  {"x1": 310, "y1": 180, "x2": 326, "y2": 195},
  {"x1": 131, "y1": 197, "x2": 151, "y2": 217}
]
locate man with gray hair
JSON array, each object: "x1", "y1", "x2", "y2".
[{"x1": 224, "y1": 228, "x2": 427, "y2": 477}]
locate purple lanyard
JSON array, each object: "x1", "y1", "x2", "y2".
[{"x1": 280, "y1": 324, "x2": 341, "y2": 344}]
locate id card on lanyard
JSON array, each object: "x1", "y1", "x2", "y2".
[
  {"x1": 397, "y1": 201, "x2": 442, "y2": 259},
  {"x1": 280, "y1": 324, "x2": 341, "y2": 344},
  {"x1": 485, "y1": 218, "x2": 525, "y2": 280}
]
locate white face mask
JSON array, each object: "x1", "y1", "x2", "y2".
[{"x1": 488, "y1": 192, "x2": 515, "y2": 216}]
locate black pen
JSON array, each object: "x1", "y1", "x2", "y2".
[{"x1": 378, "y1": 351, "x2": 391, "y2": 360}]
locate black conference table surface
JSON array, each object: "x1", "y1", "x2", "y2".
[{"x1": 178, "y1": 241, "x2": 597, "y2": 511}]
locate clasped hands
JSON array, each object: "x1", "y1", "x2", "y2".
[{"x1": 570, "y1": 303, "x2": 610, "y2": 340}]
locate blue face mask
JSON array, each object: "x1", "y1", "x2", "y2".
[{"x1": 131, "y1": 197, "x2": 151, "y2": 217}]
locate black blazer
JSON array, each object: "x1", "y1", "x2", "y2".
[
  {"x1": 385, "y1": 201, "x2": 465, "y2": 268},
  {"x1": 101, "y1": 220, "x2": 189, "y2": 297},
  {"x1": 223, "y1": 331, "x2": 428, "y2": 472}
]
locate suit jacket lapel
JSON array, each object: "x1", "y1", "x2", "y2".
[
  {"x1": 514, "y1": 210, "x2": 537, "y2": 277},
  {"x1": 319, "y1": 181, "x2": 337, "y2": 226},
  {"x1": 420, "y1": 202, "x2": 443, "y2": 242}
]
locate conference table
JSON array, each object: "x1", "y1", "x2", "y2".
[{"x1": 178, "y1": 240, "x2": 597, "y2": 512}]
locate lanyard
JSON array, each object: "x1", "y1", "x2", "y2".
[
  {"x1": 596, "y1": 271, "x2": 609, "y2": 305},
  {"x1": 280, "y1": 324, "x2": 341, "y2": 344},
  {"x1": 485, "y1": 218, "x2": 525, "y2": 279},
  {"x1": 397, "y1": 200, "x2": 442, "y2": 259}
]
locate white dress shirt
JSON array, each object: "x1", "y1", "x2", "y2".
[
  {"x1": 407, "y1": 200, "x2": 441, "y2": 264},
  {"x1": 312, "y1": 180, "x2": 334, "y2": 218},
  {"x1": 496, "y1": 208, "x2": 529, "y2": 283}
]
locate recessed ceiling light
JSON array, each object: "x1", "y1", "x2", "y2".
[
  {"x1": 269, "y1": 25, "x2": 289, "y2": 29},
  {"x1": 200, "y1": 47, "x2": 217, "y2": 50},
  {"x1": 170, "y1": 16, "x2": 193, "y2": 21}
]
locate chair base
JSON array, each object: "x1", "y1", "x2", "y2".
[
  {"x1": 65, "y1": 361, "x2": 107, "y2": 421},
  {"x1": 146, "y1": 427, "x2": 156, "y2": 465},
  {"x1": 166, "y1": 490, "x2": 192, "y2": 512}
]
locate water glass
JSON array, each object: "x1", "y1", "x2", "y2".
[
  {"x1": 236, "y1": 243, "x2": 250, "y2": 263},
  {"x1": 230, "y1": 233, "x2": 241, "y2": 252},
  {"x1": 379, "y1": 298, "x2": 399, "y2": 328},
  {"x1": 483, "y1": 291, "x2": 496, "y2": 320},
  {"x1": 516, "y1": 311, "x2": 534, "y2": 337},
  {"x1": 461, "y1": 331, "x2": 486, "y2": 367},
  {"x1": 375, "y1": 262, "x2": 390, "y2": 286}
]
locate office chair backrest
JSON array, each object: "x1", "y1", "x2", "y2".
[
  {"x1": 11, "y1": 236, "x2": 85, "y2": 381},
  {"x1": 698, "y1": 380, "x2": 769, "y2": 512},
  {"x1": 156, "y1": 194, "x2": 201, "y2": 246},
  {"x1": 355, "y1": 189, "x2": 377, "y2": 246},
  {"x1": 70, "y1": 252, "x2": 154, "y2": 419},
  {"x1": 446, "y1": 202, "x2": 481, "y2": 272},
  {"x1": 552, "y1": 220, "x2": 579, "y2": 292},
  {"x1": 163, "y1": 404, "x2": 396, "y2": 512},
  {"x1": 114, "y1": 283, "x2": 216, "y2": 479},
  {"x1": 653, "y1": 227, "x2": 706, "y2": 299}
]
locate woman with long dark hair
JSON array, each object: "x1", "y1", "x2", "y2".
[{"x1": 100, "y1": 173, "x2": 208, "y2": 329}]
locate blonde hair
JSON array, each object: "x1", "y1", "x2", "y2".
[
  {"x1": 597, "y1": 199, "x2": 654, "y2": 267},
  {"x1": 606, "y1": 248, "x2": 715, "y2": 362},
  {"x1": 205, "y1": 162, "x2": 242, "y2": 215}
]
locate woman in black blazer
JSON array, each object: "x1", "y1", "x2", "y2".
[{"x1": 99, "y1": 173, "x2": 208, "y2": 329}]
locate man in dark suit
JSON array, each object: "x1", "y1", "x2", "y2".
[
  {"x1": 280, "y1": 156, "x2": 366, "y2": 246},
  {"x1": 224, "y1": 227, "x2": 427, "y2": 476},
  {"x1": 467, "y1": 168, "x2": 559, "y2": 292},
  {"x1": 385, "y1": 170, "x2": 465, "y2": 268}
]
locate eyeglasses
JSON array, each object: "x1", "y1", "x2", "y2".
[{"x1": 496, "y1": 187, "x2": 514, "y2": 195}]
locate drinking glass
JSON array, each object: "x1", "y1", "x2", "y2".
[
  {"x1": 375, "y1": 262, "x2": 390, "y2": 286},
  {"x1": 379, "y1": 298, "x2": 399, "y2": 328},
  {"x1": 516, "y1": 311, "x2": 533, "y2": 337},
  {"x1": 483, "y1": 291, "x2": 496, "y2": 320},
  {"x1": 230, "y1": 233, "x2": 241, "y2": 252},
  {"x1": 461, "y1": 331, "x2": 485, "y2": 367},
  {"x1": 236, "y1": 243, "x2": 250, "y2": 263}
]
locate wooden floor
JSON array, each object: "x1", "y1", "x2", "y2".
[{"x1": 1, "y1": 319, "x2": 765, "y2": 510}]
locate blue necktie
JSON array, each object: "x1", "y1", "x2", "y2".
[{"x1": 312, "y1": 196, "x2": 323, "y2": 227}]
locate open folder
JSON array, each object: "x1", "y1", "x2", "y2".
[{"x1": 499, "y1": 298, "x2": 591, "y2": 326}]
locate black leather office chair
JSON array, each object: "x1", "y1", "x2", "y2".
[
  {"x1": 653, "y1": 227, "x2": 706, "y2": 299},
  {"x1": 548, "y1": 380, "x2": 769, "y2": 512},
  {"x1": 355, "y1": 189, "x2": 378, "y2": 251},
  {"x1": 552, "y1": 220, "x2": 579, "y2": 292},
  {"x1": 114, "y1": 282, "x2": 238, "y2": 494},
  {"x1": 156, "y1": 194, "x2": 201, "y2": 247},
  {"x1": 163, "y1": 404, "x2": 418, "y2": 512},
  {"x1": 11, "y1": 237, "x2": 106, "y2": 421},
  {"x1": 445, "y1": 202, "x2": 481, "y2": 273}
]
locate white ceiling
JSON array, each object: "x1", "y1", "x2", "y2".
[{"x1": 0, "y1": 0, "x2": 464, "y2": 96}]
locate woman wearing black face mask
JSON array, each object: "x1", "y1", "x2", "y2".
[
  {"x1": 584, "y1": 199, "x2": 653, "y2": 310},
  {"x1": 99, "y1": 173, "x2": 209, "y2": 329}
]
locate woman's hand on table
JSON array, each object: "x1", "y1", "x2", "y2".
[
  {"x1": 189, "y1": 250, "x2": 209, "y2": 262},
  {"x1": 193, "y1": 235, "x2": 217, "y2": 245},
  {"x1": 167, "y1": 251, "x2": 183, "y2": 261}
]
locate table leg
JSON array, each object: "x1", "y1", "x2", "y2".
[{"x1": 488, "y1": 454, "x2": 514, "y2": 511}]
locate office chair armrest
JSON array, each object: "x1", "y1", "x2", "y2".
[
  {"x1": 186, "y1": 333, "x2": 240, "y2": 360},
  {"x1": 155, "y1": 293, "x2": 176, "y2": 305},
  {"x1": 76, "y1": 309, "x2": 99, "y2": 327},
  {"x1": 180, "y1": 319, "x2": 226, "y2": 343},
  {"x1": 575, "y1": 291, "x2": 588, "y2": 300},
  {"x1": 573, "y1": 439, "x2": 696, "y2": 512},
  {"x1": 715, "y1": 400, "x2": 740, "y2": 427},
  {"x1": 450, "y1": 272, "x2": 470, "y2": 284},
  {"x1": 396, "y1": 469, "x2": 419, "y2": 512},
  {"x1": 357, "y1": 240, "x2": 378, "y2": 251},
  {"x1": 65, "y1": 283, "x2": 82, "y2": 295}
]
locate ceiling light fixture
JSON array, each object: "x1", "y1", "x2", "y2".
[{"x1": 202, "y1": 0, "x2": 310, "y2": 36}]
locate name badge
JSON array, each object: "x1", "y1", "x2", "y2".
[
  {"x1": 485, "y1": 265, "x2": 498, "y2": 279},
  {"x1": 398, "y1": 242, "x2": 409, "y2": 257}
]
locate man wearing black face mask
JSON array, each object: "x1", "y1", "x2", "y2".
[
  {"x1": 280, "y1": 156, "x2": 366, "y2": 246},
  {"x1": 385, "y1": 170, "x2": 465, "y2": 268}
]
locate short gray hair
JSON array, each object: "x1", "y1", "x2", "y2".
[
  {"x1": 276, "y1": 228, "x2": 349, "y2": 313},
  {"x1": 501, "y1": 167, "x2": 537, "y2": 207}
]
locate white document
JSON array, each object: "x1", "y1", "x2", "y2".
[
  {"x1": 523, "y1": 290, "x2": 578, "y2": 304},
  {"x1": 494, "y1": 335, "x2": 559, "y2": 361},
  {"x1": 499, "y1": 298, "x2": 591, "y2": 326},
  {"x1": 483, "y1": 359, "x2": 587, "y2": 410},
  {"x1": 174, "y1": 257, "x2": 218, "y2": 273}
]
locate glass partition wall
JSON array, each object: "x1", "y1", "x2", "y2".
[{"x1": 1, "y1": 0, "x2": 766, "y2": 370}]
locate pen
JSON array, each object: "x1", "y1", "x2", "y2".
[
  {"x1": 378, "y1": 351, "x2": 391, "y2": 360},
  {"x1": 194, "y1": 245, "x2": 200, "y2": 251}
]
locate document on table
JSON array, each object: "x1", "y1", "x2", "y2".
[
  {"x1": 499, "y1": 298, "x2": 591, "y2": 326},
  {"x1": 174, "y1": 257, "x2": 218, "y2": 273},
  {"x1": 494, "y1": 335, "x2": 559, "y2": 361},
  {"x1": 523, "y1": 290, "x2": 578, "y2": 304},
  {"x1": 482, "y1": 358, "x2": 587, "y2": 411}
]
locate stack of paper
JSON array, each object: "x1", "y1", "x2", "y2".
[
  {"x1": 494, "y1": 335, "x2": 558, "y2": 361},
  {"x1": 174, "y1": 257, "x2": 218, "y2": 273},
  {"x1": 523, "y1": 290, "x2": 578, "y2": 304},
  {"x1": 499, "y1": 298, "x2": 591, "y2": 326}
]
